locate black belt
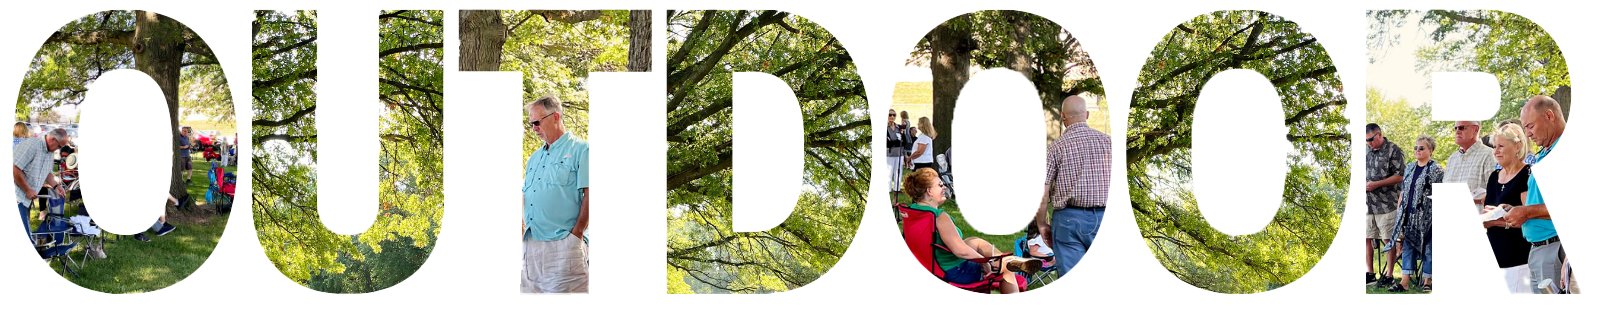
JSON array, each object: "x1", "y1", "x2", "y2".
[
  {"x1": 1059, "y1": 206, "x2": 1105, "y2": 211},
  {"x1": 1531, "y1": 236, "x2": 1561, "y2": 247}
]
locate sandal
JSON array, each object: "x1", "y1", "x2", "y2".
[
  {"x1": 1386, "y1": 283, "x2": 1408, "y2": 292},
  {"x1": 1421, "y1": 284, "x2": 1432, "y2": 292}
]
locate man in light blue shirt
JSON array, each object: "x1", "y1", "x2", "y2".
[
  {"x1": 1501, "y1": 95, "x2": 1577, "y2": 293},
  {"x1": 521, "y1": 95, "x2": 590, "y2": 293}
]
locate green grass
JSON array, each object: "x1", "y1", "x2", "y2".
[
  {"x1": 30, "y1": 207, "x2": 226, "y2": 293},
  {"x1": 1365, "y1": 245, "x2": 1429, "y2": 294},
  {"x1": 23, "y1": 153, "x2": 233, "y2": 293},
  {"x1": 182, "y1": 153, "x2": 236, "y2": 200}
]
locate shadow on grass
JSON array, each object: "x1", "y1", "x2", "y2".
[{"x1": 32, "y1": 203, "x2": 228, "y2": 293}]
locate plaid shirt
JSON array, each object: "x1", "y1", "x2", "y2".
[
  {"x1": 13, "y1": 137, "x2": 52, "y2": 204},
  {"x1": 1045, "y1": 122, "x2": 1111, "y2": 208},
  {"x1": 1366, "y1": 140, "x2": 1404, "y2": 214},
  {"x1": 1443, "y1": 143, "x2": 1496, "y2": 205}
]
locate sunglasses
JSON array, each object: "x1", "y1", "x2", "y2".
[
  {"x1": 889, "y1": 113, "x2": 897, "y2": 117},
  {"x1": 529, "y1": 111, "x2": 557, "y2": 128},
  {"x1": 1454, "y1": 125, "x2": 1468, "y2": 131},
  {"x1": 1414, "y1": 145, "x2": 1425, "y2": 151},
  {"x1": 1367, "y1": 135, "x2": 1377, "y2": 142}
]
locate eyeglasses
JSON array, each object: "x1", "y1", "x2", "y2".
[
  {"x1": 1414, "y1": 145, "x2": 1425, "y2": 151},
  {"x1": 889, "y1": 113, "x2": 897, "y2": 117},
  {"x1": 529, "y1": 112, "x2": 557, "y2": 128},
  {"x1": 1454, "y1": 125, "x2": 1468, "y2": 131},
  {"x1": 1367, "y1": 135, "x2": 1377, "y2": 142}
]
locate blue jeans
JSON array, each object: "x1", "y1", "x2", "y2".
[
  {"x1": 1402, "y1": 240, "x2": 1432, "y2": 277},
  {"x1": 19, "y1": 202, "x2": 30, "y2": 239},
  {"x1": 943, "y1": 260, "x2": 986, "y2": 284},
  {"x1": 1051, "y1": 207, "x2": 1104, "y2": 276}
]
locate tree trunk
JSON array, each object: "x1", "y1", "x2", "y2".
[
  {"x1": 458, "y1": 10, "x2": 506, "y2": 72},
  {"x1": 929, "y1": 21, "x2": 971, "y2": 156},
  {"x1": 1551, "y1": 85, "x2": 1571, "y2": 120},
  {"x1": 132, "y1": 11, "x2": 191, "y2": 206},
  {"x1": 627, "y1": 10, "x2": 652, "y2": 72}
]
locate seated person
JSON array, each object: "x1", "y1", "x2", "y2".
[
  {"x1": 903, "y1": 168, "x2": 1040, "y2": 293},
  {"x1": 133, "y1": 195, "x2": 181, "y2": 242},
  {"x1": 1023, "y1": 223, "x2": 1055, "y2": 265}
]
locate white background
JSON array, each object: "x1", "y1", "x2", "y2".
[{"x1": 1, "y1": 1, "x2": 1602, "y2": 313}]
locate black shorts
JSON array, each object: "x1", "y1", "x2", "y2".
[{"x1": 182, "y1": 155, "x2": 193, "y2": 170}]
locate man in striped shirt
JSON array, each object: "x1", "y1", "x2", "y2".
[{"x1": 1034, "y1": 95, "x2": 1112, "y2": 276}]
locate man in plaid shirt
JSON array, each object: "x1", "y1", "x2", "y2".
[
  {"x1": 1034, "y1": 95, "x2": 1111, "y2": 276},
  {"x1": 15, "y1": 128, "x2": 70, "y2": 233},
  {"x1": 1444, "y1": 120, "x2": 1496, "y2": 211}
]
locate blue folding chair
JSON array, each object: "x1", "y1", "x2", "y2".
[
  {"x1": 1014, "y1": 236, "x2": 1058, "y2": 286},
  {"x1": 26, "y1": 196, "x2": 79, "y2": 277}
]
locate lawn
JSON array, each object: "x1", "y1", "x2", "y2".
[
  {"x1": 24, "y1": 152, "x2": 234, "y2": 293},
  {"x1": 182, "y1": 153, "x2": 237, "y2": 201},
  {"x1": 1365, "y1": 244, "x2": 1429, "y2": 294}
]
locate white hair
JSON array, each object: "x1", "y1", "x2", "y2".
[
  {"x1": 529, "y1": 95, "x2": 564, "y2": 117},
  {"x1": 47, "y1": 128, "x2": 70, "y2": 143}
]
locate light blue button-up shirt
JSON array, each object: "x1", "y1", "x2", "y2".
[{"x1": 523, "y1": 132, "x2": 590, "y2": 241}]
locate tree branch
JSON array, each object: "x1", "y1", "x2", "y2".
[
  {"x1": 255, "y1": 36, "x2": 317, "y2": 60},
  {"x1": 380, "y1": 42, "x2": 443, "y2": 58},
  {"x1": 45, "y1": 29, "x2": 134, "y2": 47},
  {"x1": 380, "y1": 10, "x2": 443, "y2": 27},
  {"x1": 253, "y1": 69, "x2": 318, "y2": 89},
  {"x1": 253, "y1": 105, "x2": 316, "y2": 127}
]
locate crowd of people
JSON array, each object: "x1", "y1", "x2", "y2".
[
  {"x1": 887, "y1": 110, "x2": 939, "y2": 200},
  {"x1": 895, "y1": 95, "x2": 1110, "y2": 293},
  {"x1": 1364, "y1": 95, "x2": 1578, "y2": 293}
]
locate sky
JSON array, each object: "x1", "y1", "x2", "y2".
[{"x1": 1366, "y1": 11, "x2": 1431, "y2": 107}]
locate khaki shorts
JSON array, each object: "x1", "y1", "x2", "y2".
[
  {"x1": 1365, "y1": 212, "x2": 1397, "y2": 240},
  {"x1": 522, "y1": 233, "x2": 589, "y2": 293}
]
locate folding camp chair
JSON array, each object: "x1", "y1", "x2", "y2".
[
  {"x1": 26, "y1": 195, "x2": 79, "y2": 277},
  {"x1": 897, "y1": 203, "x2": 1028, "y2": 293},
  {"x1": 206, "y1": 161, "x2": 234, "y2": 214},
  {"x1": 1014, "y1": 237, "x2": 1058, "y2": 287}
]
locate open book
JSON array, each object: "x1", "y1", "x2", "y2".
[{"x1": 1481, "y1": 205, "x2": 1508, "y2": 222}]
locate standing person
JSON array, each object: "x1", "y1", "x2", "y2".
[
  {"x1": 1364, "y1": 123, "x2": 1405, "y2": 285},
  {"x1": 15, "y1": 129, "x2": 70, "y2": 234},
  {"x1": 1389, "y1": 135, "x2": 1442, "y2": 292},
  {"x1": 1033, "y1": 95, "x2": 1111, "y2": 275},
  {"x1": 521, "y1": 95, "x2": 590, "y2": 293},
  {"x1": 887, "y1": 109, "x2": 905, "y2": 201},
  {"x1": 1483, "y1": 123, "x2": 1534, "y2": 294},
  {"x1": 906, "y1": 117, "x2": 936, "y2": 171},
  {"x1": 177, "y1": 126, "x2": 194, "y2": 183},
  {"x1": 899, "y1": 111, "x2": 915, "y2": 161},
  {"x1": 1501, "y1": 95, "x2": 1579, "y2": 294},
  {"x1": 13, "y1": 122, "x2": 29, "y2": 147},
  {"x1": 1444, "y1": 121, "x2": 1496, "y2": 206}
]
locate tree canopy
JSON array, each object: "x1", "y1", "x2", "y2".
[
  {"x1": 1127, "y1": 11, "x2": 1348, "y2": 294},
  {"x1": 251, "y1": 10, "x2": 443, "y2": 293},
  {"x1": 666, "y1": 10, "x2": 869, "y2": 293},
  {"x1": 1364, "y1": 9, "x2": 1563, "y2": 142},
  {"x1": 913, "y1": 10, "x2": 1104, "y2": 151},
  {"x1": 18, "y1": 10, "x2": 229, "y2": 205}
]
